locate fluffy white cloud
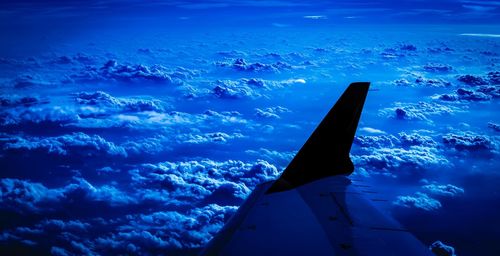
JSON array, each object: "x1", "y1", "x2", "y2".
[
  {"x1": 379, "y1": 102, "x2": 462, "y2": 121},
  {"x1": 422, "y1": 184, "x2": 465, "y2": 197},
  {"x1": 393, "y1": 192, "x2": 442, "y2": 211}
]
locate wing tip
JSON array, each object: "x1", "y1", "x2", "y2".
[
  {"x1": 348, "y1": 81, "x2": 370, "y2": 90},
  {"x1": 266, "y1": 81, "x2": 370, "y2": 194}
]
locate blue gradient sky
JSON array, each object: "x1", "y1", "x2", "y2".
[{"x1": 0, "y1": 1, "x2": 499, "y2": 256}]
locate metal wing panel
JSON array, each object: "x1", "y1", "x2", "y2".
[{"x1": 201, "y1": 176, "x2": 432, "y2": 256}]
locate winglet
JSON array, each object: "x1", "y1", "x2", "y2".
[{"x1": 266, "y1": 82, "x2": 370, "y2": 194}]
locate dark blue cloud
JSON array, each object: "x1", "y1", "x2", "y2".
[
  {"x1": 215, "y1": 58, "x2": 293, "y2": 73},
  {"x1": 51, "y1": 56, "x2": 73, "y2": 65},
  {"x1": 488, "y1": 71, "x2": 500, "y2": 84},
  {"x1": 243, "y1": 161, "x2": 280, "y2": 185},
  {"x1": 352, "y1": 146, "x2": 449, "y2": 177},
  {"x1": 392, "y1": 78, "x2": 413, "y2": 87},
  {"x1": 130, "y1": 159, "x2": 279, "y2": 207},
  {"x1": 437, "y1": 88, "x2": 492, "y2": 102},
  {"x1": 1, "y1": 219, "x2": 97, "y2": 255},
  {"x1": 0, "y1": 177, "x2": 134, "y2": 214},
  {"x1": 69, "y1": 241, "x2": 94, "y2": 255},
  {"x1": 210, "y1": 78, "x2": 305, "y2": 99},
  {"x1": 99, "y1": 60, "x2": 178, "y2": 83},
  {"x1": 379, "y1": 102, "x2": 461, "y2": 121},
  {"x1": 93, "y1": 204, "x2": 237, "y2": 253},
  {"x1": 1, "y1": 206, "x2": 237, "y2": 255},
  {"x1": 427, "y1": 46, "x2": 455, "y2": 54},
  {"x1": 392, "y1": 73, "x2": 452, "y2": 88},
  {"x1": 399, "y1": 44, "x2": 417, "y2": 51},
  {"x1": 50, "y1": 246, "x2": 71, "y2": 256},
  {"x1": 176, "y1": 132, "x2": 244, "y2": 144},
  {"x1": 436, "y1": 71, "x2": 500, "y2": 101},
  {"x1": 180, "y1": 77, "x2": 297, "y2": 99},
  {"x1": 380, "y1": 48, "x2": 405, "y2": 59},
  {"x1": 2, "y1": 129, "x2": 242, "y2": 162},
  {"x1": 73, "y1": 91, "x2": 170, "y2": 113},
  {"x1": 392, "y1": 181, "x2": 465, "y2": 231},
  {"x1": 393, "y1": 192, "x2": 442, "y2": 211},
  {"x1": 2, "y1": 132, "x2": 127, "y2": 157},
  {"x1": 488, "y1": 122, "x2": 500, "y2": 132},
  {"x1": 39, "y1": 219, "x2": 90, "y2": 233},
  {"x1": 422, "y1": 183, "x2": 465, "y2": 197},
  {"x1": 457, "y1": 74, "x2": 489, "y2": 86},
  {"x1": 379, "y1": 43, "x2": 420, "y2": 59},
  {"x1": 216, "y1": 50, "x2": 247, "y2": 57},
  {"x1": 70, "y1": 60, "x2": 198, "y2": 85},
  {"x1": 477, "y1": 84, "x2": 500, "y2": 98},
  {"x1": 0, "y1": 178, "x2": 59, "y2": 213},
  {"x1": 61, "y1": 177, "x2": 135, "y2": 207},
  {"x1": 212, "y1": 80, "x2": 261, "y2": 99},
  {"x1": 0, "y1": 105, "x2": 79, "y2": 128},
  {"x1": 423, "y1": 63, "x2": 453, "y2": 73},
  {"x1": 0, "y1": 96, "x2": 249, "y2": 133},
  {"x1": 96, "y1": 166, "x2": 120, "y2": 174},
  {"x1": 189, "y1": 77, "x2": 305, "y2": 100},
  {"x1": 245, "y1": 148, "x2": 295, "y2": 167},
  {"x1": 206, "y1": 182, "x2": 251, "y2": 205},
  {"x1": 10, "y1": 74, "x2": 50, "y2": 89},
  {"x1": 254, "y1": 106, "x2": 290, "y2": 119},
  {"x1": 354, "y1": 134, "x2": 399, "y2": 148},
  {"x1": 72, "y1": 109, "x2": 247, "y2": 131},
  {"x1": 399, "y1": 132, "x2": 438, "y2": 147},
  {"x1": 414, "y1": 77, "x2": 452, "y2": 88},
  {"x1": 121, "y1": 135, "x2": 172, "y2": 155},
  {"x1": 442, "y1": 132, "x2": 498, "y2": 152},
  {"x1": 352, "y1": 132, "x2": 447, "y2": 177},
  {"x1": 73, "y1": 53, "x2": 99, "y2": 65},
  {"x1": 429, "y1": 240, "x2": 456, "y2": 256},
  {"x1": 0, "y1": 95, "x2": 48, "y2": 108},
  {"x1": 353, "y1": 128, "x2": 497, "y2": 179}
]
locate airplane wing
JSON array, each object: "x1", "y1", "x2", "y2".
[{"x1": 200, "y1": 82, "x2": 433, "y2": 256}]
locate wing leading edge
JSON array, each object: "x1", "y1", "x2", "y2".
[{"x1": 200, "y1": 82, "x2": 433, "y2": 256}]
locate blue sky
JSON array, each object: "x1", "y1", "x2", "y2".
[
  {"x1": 1, "y1": 0, "x2": 500, "y2": 23},
  {"x1": 0, "y1": 1, "x2": 499, "y2": 255}
]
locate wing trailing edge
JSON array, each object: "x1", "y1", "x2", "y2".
[{"x1": 266, "y1": 82, "x2": 370, "y2": 194}]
